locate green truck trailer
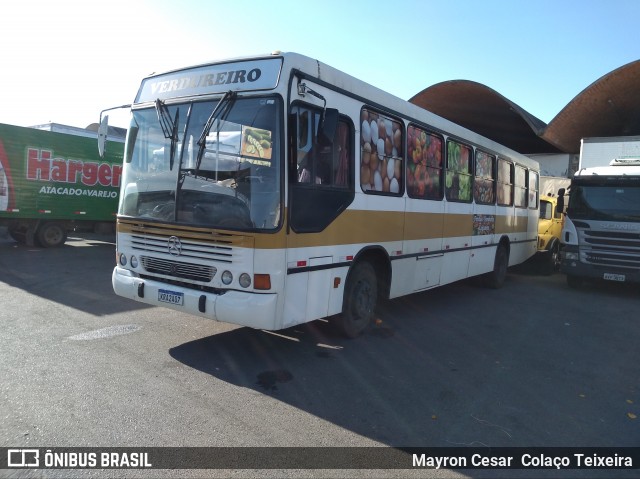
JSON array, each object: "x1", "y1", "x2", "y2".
[{"x1": 0, "y1": 122, "x2": 124, "y2": 247}]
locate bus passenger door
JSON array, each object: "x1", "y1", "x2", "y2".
[{"x1": 284, "y1": 104, "x2": 354, "y2": 327}]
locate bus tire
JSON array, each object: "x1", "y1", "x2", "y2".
[
  {"x1": 333, "y1": 261, "x2": 377, "y2": 338},
  {"x1": 36, "y1": 222, "x2": 67, "y2": 248},
  {"x1": 484, "y1": 244, "x2": 509, "y2": 289}
]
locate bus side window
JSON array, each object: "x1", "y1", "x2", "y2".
[
  {"x1": 296, "y1": 108, "x2": 316, "y2": 183},
  {"x1": 445, "y1": 140, "x2": 472, "y2": 202},
  {"x1": 474, "y1": 150, "x2": 495, "y2": 204},
  {"x1": 514, "y1": 165, "x2": 527, "y2": 208},
  {"x1": 528, "y1": 170, "x2": 539, "y2": 209},
  {"x1": 360, "y1": 108, "x2": 403, "y2": 195},
  {"x1": 407, "y1": 125, "x2": 443, "y2": 200},
  {"x1": 333, "y1": 122, "x2": 350, "y2": 186},
  {"x1": 293, "y1": 105, "x2": 350, "y2": 188},
  {"x1": 497, "y1": 158, "x2": 514, "y2": 206},
  {"x1": 289, "y1": 105, "x2": 354, "y2": 233}
]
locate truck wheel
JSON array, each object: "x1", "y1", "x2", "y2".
[
  {"x1": 543, "y1": 242, "x2": 560, "y2": 275},
  {"x1": 332, "y1": 261, "x2": 377, "y2": 338},
  {"x1": 37, "y1": 222, "x2": 67, "y2": 248},
  {"x1": 7, "y1": 226, "x2": 26, "y2": 244},
  {"x1": 483, "y1": 244, "x2": 509, "y2": 289}
]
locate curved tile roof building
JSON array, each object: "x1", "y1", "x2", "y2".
[{"x1": 409, "y1": 59, "x2": 640, "y2": 154}]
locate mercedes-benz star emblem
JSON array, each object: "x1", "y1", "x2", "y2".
[{"x1": 168, "y1": 236, "x2": 182, "y2": 256}]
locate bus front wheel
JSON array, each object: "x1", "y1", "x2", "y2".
[{"x1": 333, "y1": 261, "x2": 377, "y2": 338}]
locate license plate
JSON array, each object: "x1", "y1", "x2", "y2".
[
  {"x1": 158, "y1": 289, "x2": 184, "y2": 305},
  {"x1": 603, "y1": 273, "x2": 625, "y2": 282}
]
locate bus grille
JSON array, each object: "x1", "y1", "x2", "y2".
[
  {"x1": 129, "y1": 229, "x2": 233, "y2": 263},
  {"x1": 580, "y1": 229, "x2": 640, "y2": 270},
  {"x1": 141, "y1": 256, "x2": 216, "y2": 282}
]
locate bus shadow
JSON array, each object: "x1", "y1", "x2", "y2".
[
  {"x1": 0, "y1": 234, "x2": 151, "y2": 316},
  {"x1": 170, "y1": 316, "x2": 443, "y2": 446},
  {"x1": 168, "y1": 278, "x2": 546, "y2": 447},
  {"x1": 169, "y1": 272, "x2": 639, "y2": 449}
]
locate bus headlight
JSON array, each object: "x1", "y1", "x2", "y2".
[
  {"x1": 239, "y1": 273, "x2": 251, "y2": 288},
  {"x1": 119, "y1": 253, "x2": 127, "y2": 266},
  {"x1": 130, "y1": 256, "x2": 138, "y2": 268},
  {"x1": 221, "y1": 270, "x2": 233, "y2": 285},
  {"x1": 564, "y1": 252, "x2": 579, "y2": 261}
]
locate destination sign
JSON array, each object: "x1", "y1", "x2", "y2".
[{"x1": 135, "y1": 57, "x2": 283, "y2": 103}]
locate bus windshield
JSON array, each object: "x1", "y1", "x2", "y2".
[
  {"x1": 568, "y1": 178, "x2": 640, "y2": 222},
  {"x1": 119, "y1": 96, "x2": 281, "y2": 230}
]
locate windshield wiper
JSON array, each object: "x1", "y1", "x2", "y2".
[
  {"x1": 155, "y1": 99, "x2": 180, "y2": 170},
  {"x1": 195, "y1": 90, "x2": 237, "y2": 177}
]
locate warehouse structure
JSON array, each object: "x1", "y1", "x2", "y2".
[{"x1": 410, "y1": 59, "x2": 640, "y2": 157}]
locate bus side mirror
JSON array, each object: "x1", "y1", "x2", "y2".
[
  {"x1": 97, "y1": 103, "x2": 131, "y2": 158},
  {"x1": 556, "y1": 188, "x2": 565, "y2": 214},
  {"x1": 98, "y1": 115, "x2": 109, "y2": 158}
]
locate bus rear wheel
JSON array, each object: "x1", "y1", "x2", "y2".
[
  {"x1": 484, "y1": 244, "x2": 509, "y2": 289},
  {"x1": 332, "y1": 261, "x2": 377, "y2": 338}
]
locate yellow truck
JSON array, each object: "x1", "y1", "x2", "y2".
[{"x1": 536, "y1": 194, "x2": 564, "y2": 274}]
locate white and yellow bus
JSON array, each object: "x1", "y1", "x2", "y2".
[{"x1": 103, "y1": 52, "x2": 539, "y2": 337}]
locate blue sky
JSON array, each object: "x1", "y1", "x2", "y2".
[{"x1": 0, "y1": 0, "x2": 638, "y2": 129}]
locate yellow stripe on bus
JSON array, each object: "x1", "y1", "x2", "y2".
[{"x1": 117, "y1": 210, "x2": 529, "y2": 250}]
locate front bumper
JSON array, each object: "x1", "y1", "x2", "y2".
[
  {"x1": 560, "y1": 249, "x2": 640, "y2": 283},
  {"x1": 112, "y1": 266, "x2": 279, "y2": 329}
]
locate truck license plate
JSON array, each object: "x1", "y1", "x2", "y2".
[
  {"x1": 158, "y1": 289, "x2": 184, "y2": 305},
  {"x1": 603, "y1": 273, "x2": 625, "y2": 282}
]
